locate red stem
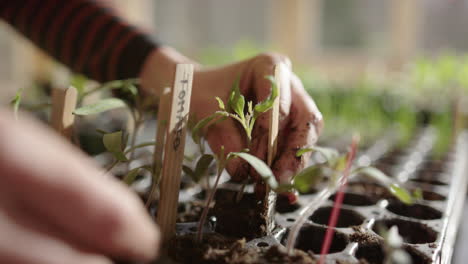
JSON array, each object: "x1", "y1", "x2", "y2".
[{"x1": 319, "y1": 136, "x2": 359, "y2": 264}]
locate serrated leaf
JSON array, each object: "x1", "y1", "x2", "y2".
[
  {"x1": 254, "y1": 75, "x2": 279, "y2": 114},
  {"x1": 191, "y1": 112, "x2": 228, "y2": 144},
  {"x1": 123, "y1": 168, "x2": 140, "y2": 185},
  {"x1": 228, "y1": 79, "x2": 245, "y2": 119},
  {"x1": 10, "y1": 88, "x2": 23, "y2": 120},
  {"x1": 390, "y1": 184, "x2": 413, "y2": 204},
  {"x1": 73, "y1": 98, "x2": 126, "y2": 115},
  {"x1": 230, "y1": 152, "x2": 278, "y2": 190},
  {"x1": 293, "y1": 165, "x2": 323, "y2": 193},
  {"x1": 103, "y1": 131, "x2": 128, "y2": 162},
  {"x1": 215, "y1": 97, "x2": 225, "y2": 110},
  {"x1": 193, "y1": 154, "x2": 214, "y2": 182}
]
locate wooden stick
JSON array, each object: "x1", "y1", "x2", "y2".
[
  {"x1": 146, "y1": 87, "x2": 172, "y2": 208},
  {"x1": 156, "y1": 64, "x2": 194, "y2": 242},
  {"x1": 51, "y1": 86, "x2": 78, "y2": 140},
  {"x1": 263, "y1": 63, "x2": 287, "y2": 234}
]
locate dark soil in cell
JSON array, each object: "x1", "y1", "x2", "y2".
[
  {"x1": 177, "y1": 201, "x2": 205, "y2": 223},
  {"x1": 310, "y1": 206, "x2": 365, "y2": 227},
  {"x1": 212, "y1": 189, "x2": 269, "y2": 239},
  {"x1": 373, "y1": 219, "x2": 438, "y2": 244},
  {"x1": 404, "y1": 246, "x2": 432, "y2": 264},
  {"x1": 350, "y1": 229, "x2": 381, "y2": 244},
  {"x1": 168, "y1": 233, "x2": 317, "y2": 264},
  {"x1": 276, "y1": 194, "x2": 301, "y2": 213},
  {"x1": 329, "y1": 192, "x2": 377, "y2": 206},
  {"x1": 410, "y1": 189, "x2": 446, "y2": 201},
  {"x1": 282, "y1": 225, "x2": 348, "y2": 254},
  {"x1": 194, "y1": 190, "x2": 207, "y2": 200},
  {"x1": 409, "y1": 178, "x2": 448, "y2": 186},
  {"x1": 347, "y1": 182, "x2": 392, "y2": 200},
  {"x1": 355, "y1": 243, "x2": 431, "y2": 264},
  {"x1": 355, "y1": 242, "x2": 385, "y2": 264},
  {"x1": 374, "y1": 163, "x2": 393, "y2": 176},
  {"x1": 386, "y1": 201, "x2": 443, "y2": 220},
  {"x1": 420, "y1": 159, "x2": 446, "y2": 173}
]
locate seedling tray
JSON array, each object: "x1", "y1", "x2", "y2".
[{"x1": 145, "y1": 128, "x2": 468, "y2": 264}]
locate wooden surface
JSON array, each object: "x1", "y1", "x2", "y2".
[
  {"x1": 50, "y1": 86, "x2": 78, "y2": 140},
  {"x1": 156, "y1": 64, "x2": 194, "y2": 242},
  {"x1": 146, "y1": 87, "x2": 172, "y2": 208}
]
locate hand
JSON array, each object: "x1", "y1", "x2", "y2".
[
  {"x1": 140, "y1": 49, "x2": 323, "y2": 194},
  {"x1": 0, "y1": 110, "x2": 159, "y2": 264},
  {"x1": 192, "y1": 54, "x2": 323, "y2": 187}
]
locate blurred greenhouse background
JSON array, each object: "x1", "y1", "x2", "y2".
[{"x1": 1, "y1": 0, "x2": 468, "y2": 152}]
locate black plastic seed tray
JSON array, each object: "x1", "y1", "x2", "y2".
[{"x1": 155, "y1": 129, "x2": 468, "y2": 264}]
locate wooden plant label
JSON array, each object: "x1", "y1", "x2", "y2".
[
  {"x1": 51, "y1": 86, "x2": 78, "y2": 140},
  {"x1": 263, "y1": 63, "x2": 287, "y2": 234},
  {"x1": 146, "y1": 87, "x2": 172, "y2": 208},
  {"x1": 156, "y1": 64, "x2": 194, "y2": 241}
]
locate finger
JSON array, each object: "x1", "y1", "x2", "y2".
[
  {"x1": 205, "y1": 118, "x2": 249, "y2": 181},
  {"x1": 241, "y1": 54, "x2": 292, "y2": 131},
  {"x1": 272, "y1": 74, "x2": 323, "y2": 184},
  {"x1": 0, "y1": 111, "x2": 159, "y2": 262},
  {"x1": 248, "y1": 56, "x2": 292, "y2": 179},
  {"x1": 0, "y1": 210, "x2": 112, "y2": 264}
]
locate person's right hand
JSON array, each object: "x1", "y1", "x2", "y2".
[{"x1": 0, "y1": 110, "x2": 159, "y2": 264}]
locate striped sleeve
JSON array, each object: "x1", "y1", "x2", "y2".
[{"x1": 0, "y1": 0, "x2": 159, "y2": 82}]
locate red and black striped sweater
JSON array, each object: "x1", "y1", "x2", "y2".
[{"x1": 0, "y1": 0, "x2": 159, "y2": 82}]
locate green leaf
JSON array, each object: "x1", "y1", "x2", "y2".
[
  {"x1": 413, "y1": 188, "x2": 423, "y2": 200},
  {"x1": 296, "y1": 146, "x2": 339, "y2": 166},
  {"x1": 70, "y1": 74, "x2": 88, "y2": 96},
  {"x1": 356, "y1": 167, "x2": 414, "y2": 204},
  {"x1": 194, "y1": 154, "x2": 214, "y2": 181},
  {"x1": 293, "y1": 166, "x2": 323, "y2": 193},
  {"x1": 103, "y1": 131, "x2": 128, "y2": 162},
  {"x1": 123, "y1": 168, "x2": 140, "y2": 185},
  {"x1": 73, "y1": 98, "x2": 127, "y2": 116},
  {"x1": 191, "y1": 112, "x2": 228, "y2": 144},
  {"x1": 230, "y1": 152, "x2": 278, "y2": 190},
  {"x1": 390, "y1": 184, "x2": 414, "y2": 204},
  {"x1": 215, "y1": 97, "x2": 225, "y2": 110},
  {"x1": 228, "y1": 78, "x2": 245, "y2": 119},
  {"x1": 254, "y1": 75, "x2": 279, "y2": 114},
  {"x1": 275, "y1": 184, "x2": 295, "y2": 193},
  {"x1": 355, "y1": 167, "x2": 392, "y2": 186},
  {"x1": 96, "y1": 129, "x2": 109, "y2": 135},
  {"x1": 125, "y1": 83, "x2": 138, "y2": 96},
  {"x1": 296, "y1": 148, "x2": 313, "y2": 157},
  {"x1": 182, "y1": 165, "x2": 194, "y2": 177},
  {"x1": 10, "y1": 89, "x2": 23, "y2": 120},
  {"x1": 124, "y1": 141, "x2": 156, "y2": 155},
  {"x1": 333, "y1": 155, "x2": 347, "y2": 171}
]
